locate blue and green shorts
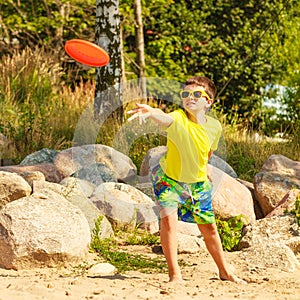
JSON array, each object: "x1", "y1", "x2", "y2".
[{"x1": 151, "y1": 165, "x2": 215, "y2": 224}]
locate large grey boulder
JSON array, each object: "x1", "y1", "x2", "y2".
[
  {"x1": 254, "y1": 155, "x2": 300, "y2": 216},
  {"x1": 139, "y1": 146, "x2": 167, "y2": 181},
  {"x1": 239, "y1": 244, "x2": 300, "y2": 272},
  {"x1": 209, "y1": 154, "x2": 237, "y2": 178},
  {"x1": 0, "y1": 171, "x2": 32, "y2": 209},
  {"x1": 54, "y1": 144, "x2": 137, "y2": 182},
  {"x1": 239, "y1": 214, "x2": 300, "y2": 272},
  {"x1": 71, "y1": 162, "x2": 118, "y2": 186},
  {"x1": 20, "y1": 148, "x2": 58, "y2": 165},
  {"x1": 239, "y1": 214, "x2": 300, "y2": 254},
  {"x1": 91, "y1": 182, "x2": 159, "y2": 233},
  {"x1": 0, "y1": 190, "x2": 90, "y2": 270},
  {"x1": 177, "y1": 233, "x2": 205, "y2": 254},
  {"x1": 208, "y1": 165, "x2": 256, "y2": 224},
  {"x1": 33, "y1": 179, "x2": 114, "y2": 239}
]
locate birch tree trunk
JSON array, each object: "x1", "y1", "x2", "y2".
[
  {"x1": 133, "y1": 0, "x2": 146, "y2": 97},
  {"x1": 95, "y1": 0, "x2": 123, "y2": 122}
]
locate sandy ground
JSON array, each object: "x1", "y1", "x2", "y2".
[{"x1": 0, "y1": 246, "x2": 299, "y2": 300}]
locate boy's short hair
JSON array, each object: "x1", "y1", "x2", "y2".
[{"x1": 184, "y1": 76, "x2": 217, "y2": 101}]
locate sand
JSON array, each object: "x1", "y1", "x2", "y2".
[{"x1": 0, "y1": 246, "x2": 299, "y2": 300}]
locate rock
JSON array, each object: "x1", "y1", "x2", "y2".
[
  {"x1": 266, "y1": 189, "x2": 300, "y2": 218},
  {"x1": 254, "y1": 155, "x2": 300, "y2": 216},
  {"x1": 239, "y1": 244, "x2": 300, "y2": 272},
  {"x1": 177, "y1": 221, "x2": 201, "y2": 237},
  {"x1": 0, "y1": 163, "x2": 64, "y2": 183},
  {"x1": 53, "y1": 144, "x2": 137, "y2": 183},
  {"x1": 60, "y1": 177, "x2": 96, "y2": 198},
  {"x1": 0, "y1": 171, "x2": 32, "y2": 209},
  {"x1": 239, "y1": 215, "x2": 300, "y2": 254},
  {"x1": 239, "y1": 214, "x2": 300, "y2": 272},
  {"x1": 91, "y1": 182, "x2": 159, "y2": 233},
  {"x1": 87, "y1": 263, "x2": 116, "y2": 277},
  {"x1": 17, "y1": 171, "x2": 46, "y2": 188},
  {"x1": 0, "y1": 189, "x2": 91, "y2": 270},
  {"x1": 139, "y1": 146, "x2": 167, "y2": 180},
  {"x1": 236, "y1": 178, "x2": 264, "y2": 220},
  {"x1": 209, "y1": 154, "x2": 237, "y2": 178},
  {"x1": 32, "y1": 179, "x2": 114, "y2": 239},
  {"x1": 71, "y1": 163, "x2": 118, "y2": 186},
  {"x1": 177, "y1": 233, "x2": 205, "y2": 254},
  {"x1": 20, "y1": 148, "x2": 58, "y2": 165},
  {"x1": 208, "y1": 165, "x2": 256, "y2": 224},
  {"x1": 134, "y1": 182, "x2": 156, "y2": 201}
]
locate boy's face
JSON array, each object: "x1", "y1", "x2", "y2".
[{"x1": 181, "y1": 84, "x2": 213, "y2": 113}]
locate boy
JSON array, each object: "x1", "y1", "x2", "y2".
[{"x1": 127, "y1": 76, "x2": 245, "y2": 284}]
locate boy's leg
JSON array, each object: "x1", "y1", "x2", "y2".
[
  {"x1": 197, "y1": 223, "x2": 246, "y2": 283},
  {"x1": 160, "y1": 208, "x2": 182, "y2": 282}
]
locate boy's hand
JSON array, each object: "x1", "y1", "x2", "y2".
[
  {"x1": 127, "y1": 103, "x2": 152, "y2": 124},
  {"x1": 127, "y1": 103, "x2": 174, "y2": 127}
]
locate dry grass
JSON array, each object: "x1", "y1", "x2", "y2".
[{"x1": 0, "y1": 47, "x2": 298, "y2": 183}]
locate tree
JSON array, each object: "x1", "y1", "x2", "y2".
[
  {"x1": 0, "y1": 0, "x2": 95, "y2": 55},
  {"x1": 122, "y1": 0, "x2": 297, "y2": 130},
  {"x1": 133, "y1": 0, "x2": 146, "y2": 95},
  {"x1": 95, "y1": 0, "x2": 123, "y2": 122}
]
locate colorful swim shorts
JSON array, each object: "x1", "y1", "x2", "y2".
[{"x1": 151, "y1": 165, "x2": 215, "y2": 224}]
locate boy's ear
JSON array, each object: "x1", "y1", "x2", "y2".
[{"x1": 205, "y1": 99, "x2": 213, "y2": 109}]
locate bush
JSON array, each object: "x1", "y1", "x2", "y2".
[{"x1": 216, "y1": 215, "x2": 246, "y2": 252}]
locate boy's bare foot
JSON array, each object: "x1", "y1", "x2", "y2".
[
  {"x1": 220, "y1": 273, "x2": 247, "y2": 284},
  {"x1": 169, "y1": 275, "x2": 184, "y2": 283}
]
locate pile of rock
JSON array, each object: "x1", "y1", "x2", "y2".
[{"x1": 0, "y1": 144, "x2": 299, "y2": 272}]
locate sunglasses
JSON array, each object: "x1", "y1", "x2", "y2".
[{"x1": 180, "y1": 90, "x2": 211, "y2": 101}]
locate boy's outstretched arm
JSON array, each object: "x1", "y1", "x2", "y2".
[{"x1": 127, "y1": 103, "x2": 174, "y2": 127}]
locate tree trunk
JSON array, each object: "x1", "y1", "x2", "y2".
[
  {"x1": 133, "y1": 0, "x2": 146, "y2": 97},
  {"x1": 95, "y1": 0, "x2": 123, "y2": 122}
]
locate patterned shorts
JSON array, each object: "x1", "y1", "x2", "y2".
[{"x1": 151, "y1": 165, "x2": 215, "y2": 224}]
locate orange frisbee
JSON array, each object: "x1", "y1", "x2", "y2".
[{"x1": 65, "y1": 39, "x2": 110, "y2": 67}]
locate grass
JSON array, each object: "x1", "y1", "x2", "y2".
[
  {"x1": 0, "y1": 47, "x2": 94, "y2": 162},
  {"x1": 1, "y1": 46, "x2": 299, "y2": 182},
  {"x1": 90, "y1": 216, "x2": 168, "y2": 274},
  {"x1": 218, "y1": 115, "x2": 300, "y2": 182}
]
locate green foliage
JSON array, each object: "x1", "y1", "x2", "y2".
[
  {"x1": 125, "y1": 228, "x2": 160, "y2": 246},
  {"x1": 216, "y1": 215, "x2": 246, "y2": 252},
  {"x1": 1, "y1": 0, "x2": 299, "y2": 134},
  {"x1": 90, "y1": 216, "x2": 167, "y2": 274},
  {"x1": 134, "y1": 0, "x2": 296, "y2": 130},
  {"x1": 92, "y1": 240, "x2": 167, "y2": 274},
  {"x1": 0, "y1": 0, "x2": 95, "y2": 52},
  {"x1": 290, "y1": 193, "x2": 300, "y2": 227}
]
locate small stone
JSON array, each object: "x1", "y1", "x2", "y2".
[{"x1": 87, "y1": 263, "x2": 116, "y2": 277}]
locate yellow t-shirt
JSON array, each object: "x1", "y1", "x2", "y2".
[{"x1": 160, "y1": 109, "x2": 222, "y2": 183}]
